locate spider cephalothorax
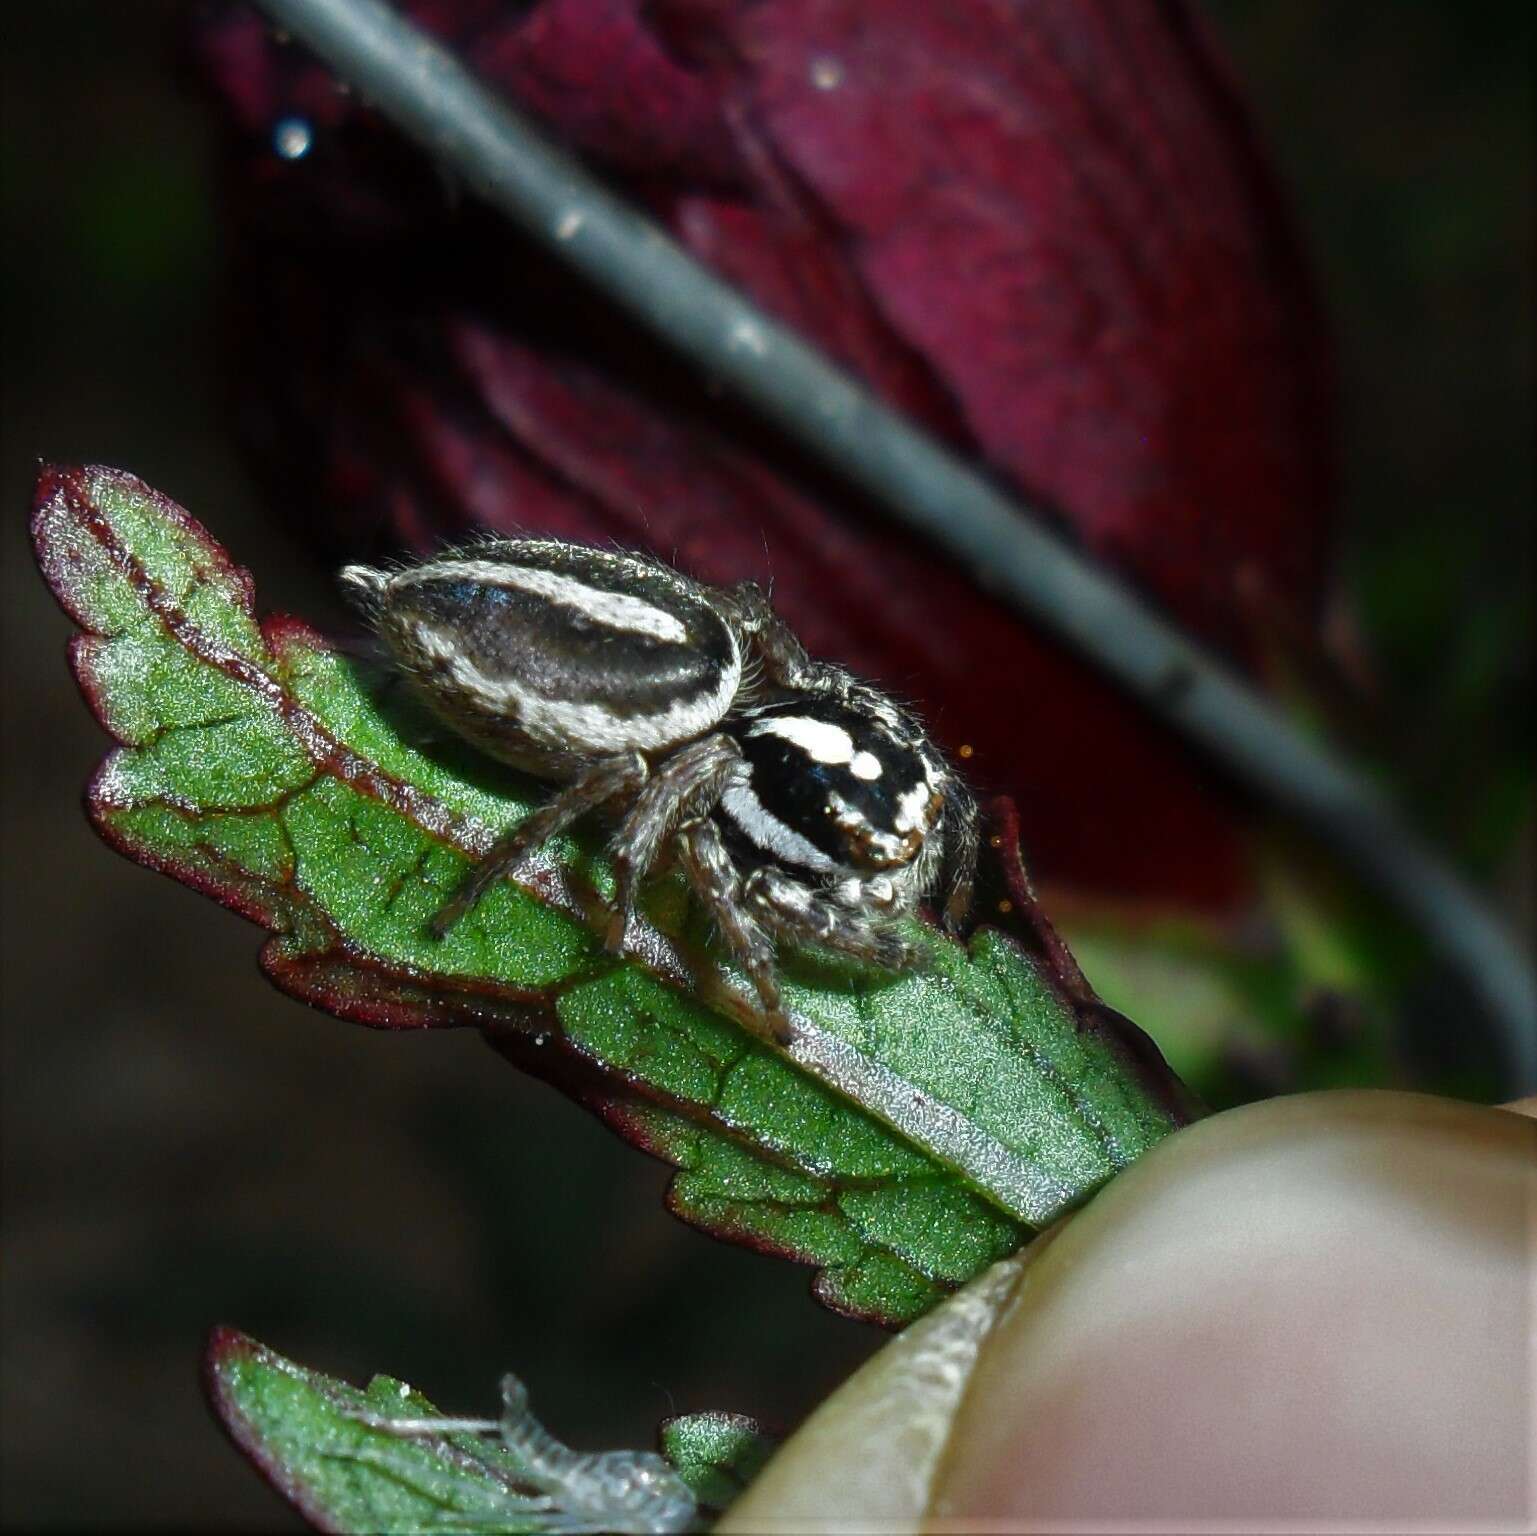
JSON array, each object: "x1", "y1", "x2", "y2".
[{"x1": 341, "y1": 540, "x2": 977, "y2": 1042}]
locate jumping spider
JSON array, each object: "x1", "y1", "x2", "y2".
[{"x1": 341, "y1": 541, "x2": 977, "y2": 1042}]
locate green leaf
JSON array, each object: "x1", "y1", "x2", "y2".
[
  {"x1": 205, "y1": 1327, "x2": 731, "y2": 1534},
  {"x1": 1061, "y1": 908, "x2": 1389, "y2": 1109},
  {"x1": 1061, "y1": 823, "x2": 1512, "y2": 1111},
  {"x1": 34, "y1": 465, "x2": 1192, "y2": 1325},
  {"x1": 659, "y1": 1414, "x2": 777, "y2": 1513}
]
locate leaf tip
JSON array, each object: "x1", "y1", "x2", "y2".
[
  {"x1": 202, "y1": 1325, "x2": 272, "y2": 1487},
  {"x1": 201, "y1": 1323, "x2": 259, "y2": 1434},
  {"x1": 200, "y1": 1327, "x2": 350, "y2": 1535}
]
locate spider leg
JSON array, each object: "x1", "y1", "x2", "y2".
[
  {"x1": 429, "y1": 752, "x2": 647, "y2": 939},
  {"x1": 729, "y1": 581, "x2": 848, "y2": 694},
  {"x1": 937, "y1": 778, "x2": 979, "y2": 934},
  {"x1": 675, "y1": 817, "x2": 791, "y2": 1044},
  {"x1": 745, "y1": 868, "x2": 923, "y2": 971},
  {"x1": 604, "y1": 734, "x2": 741, "y2": 954}
]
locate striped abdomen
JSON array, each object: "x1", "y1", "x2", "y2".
[{"x1": 342, "y1": 542, "x2": 742, "y2": 776}]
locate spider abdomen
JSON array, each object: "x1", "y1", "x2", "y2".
[{"x1": 342, "y1": 541, "x2": 742, "y2": 775}]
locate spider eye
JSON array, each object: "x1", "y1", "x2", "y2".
[
  {"x1": 832, "y1": 817, "x2": 922, "y2": 869},
  {"x1": 830, "y1": 784, "x2": 942, "y2": 869}
]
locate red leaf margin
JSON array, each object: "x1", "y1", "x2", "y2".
[{"x1": 203, "y1": 1326, "x2": 354, "y2": 1536}]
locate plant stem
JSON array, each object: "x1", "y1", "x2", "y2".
[{"x1": 252, "y1": 0, "x2": 1536, "y2": 1089}]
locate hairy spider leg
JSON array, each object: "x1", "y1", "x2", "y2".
[
  {"x1": 675, "y1": 816, "x2": 791, "y2": 1044},
  {"x1": 428, "y1": 752, "x2": 648, "y2": 938},
  {"x1": 729, "y1": 582, "x2": 841, "y2": 694},
  {"x1": 745, "y1": 867, "x2": 922, "y2": 971},
  {"x1": 936, "y1": 777, "x2": 980, "y2": 934},
  {"x1": 604, "y1": 733, "x2": 743, "y2": 954}
]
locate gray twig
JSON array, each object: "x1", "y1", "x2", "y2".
[{"x1": 253, "y1": 0, "x2": 1535, "y2": 1088}]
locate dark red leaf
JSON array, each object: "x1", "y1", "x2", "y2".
[{"x1": 190, "y1": 0, "x2": 1334, "y2": 913}]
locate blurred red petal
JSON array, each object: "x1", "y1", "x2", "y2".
[
  {"x1": 664, "y1": 0, "x2": 1334, "y2": 652},
  {"x1": 473, "y1": 0, "x2": 741, "y2": 182},
  {"x1": 191, "y1": 0, "x2": 1332, "y2": 914}
]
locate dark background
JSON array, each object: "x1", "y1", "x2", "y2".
[{"x1": 2, "y1": 3, "x2": 1531, "y2": 1528}]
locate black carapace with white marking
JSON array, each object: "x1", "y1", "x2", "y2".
[{"x1": 341, "y1": 540, "x2": 977, "y2": 1042}]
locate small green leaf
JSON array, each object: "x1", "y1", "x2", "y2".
[
  {"x1": 1061, "y1": 834, "x2": 1450, "y2": 1110},
  {"x1": 205, "y1": 1328, "x2": 726, "y2": 1534},
  {"x1": 659, "y1": 1413, "x2": 776, "y2": 1513},
  {"x1": 35, "y1": 465, "x2": 1193, "y2": 1325}
]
